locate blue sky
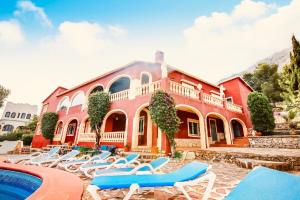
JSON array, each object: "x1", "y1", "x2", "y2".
[{"x1": 0, "y1": 0, "x2": 298, "y2": 107}]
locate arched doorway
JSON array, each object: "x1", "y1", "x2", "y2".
[
  {"x1": 55, "y1": 121, "x2": 64, "y2": 135},
  {"x1": 64, "y1": 119, "x2": 78, "y2": 144},
  {"x1": 206, "y1": 113, "x2": 231, "y2": 146}
]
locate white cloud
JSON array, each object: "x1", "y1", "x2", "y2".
[
  {"x1": 108, "y1": 25, "x2": 127, "y2": 37},
  {"x1": 14, "y1": 0, "x2": 52, "y2": 28},
  {"x1": 0, "y1": 21, "x2": 24, "y2": 45},
  {"x1": 182, "y1": 0, "x2": 300, "y2": 81}
]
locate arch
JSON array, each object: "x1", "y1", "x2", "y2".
[
  {"x1": 2, "y1": 124, "x2": 14, "y2": 132},
  {"x1": 26, "y1": 114, "x2": 32, "y2": 119},
  {"x1": 205, "y1": 112, "x2": 231, "y2": 146},
  {"x1": 61, "y1": 117, "x2": 79, "y2": 143},
  {"x1": 70, "y1": 91, "x2": 85, "y2": 107},
  {"x1": 79, "y1": 115, "x2": 91, "y2": 134},
  {"x1": 230, "y1": 118, "x2": 248, "y2": 138},
  {"x1": 132, "y1": 103, "x2": 153, "y2": 148},
  {"x1": 87, "y1": 84, "x2": 104, "y2": 96},
  {"x1": 107, "y1": 74, "x2": 132, "y2": 94},
  {"x1": 176, "y1": 104, "x2": 206, "y2": 149},
  {"x1": 55, "y1": 121, "x2": 64, "y2": 135},
  {"x1": 57, "y1": 96, "x2": 70, "y2": 111},
  {"x1": 140, "y1": 71, "x2": 152, "y2": 85}
]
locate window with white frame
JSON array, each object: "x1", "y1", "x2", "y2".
[
  {"x1": 67, "y1": 122, "x2": 77, "y2": 136},
  {"x1": 138, "y1": 116, "x2": 145, "y2": 135},
  {"x1": 187, "y1": 118, "x2": 200, "y2": 137}
]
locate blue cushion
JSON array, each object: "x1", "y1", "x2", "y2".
[
  {"x1": 225, "y1": 167, "x2": 300, "y2": 200},
  {"x1": 100, "y1": 146, "x2": 108, "y2": 151},
  {"x1": 91, "y1": 161, "x2": 208, "y2": 189}
]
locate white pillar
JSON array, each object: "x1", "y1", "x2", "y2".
[
  {"x1": 129, "y1": 79, "x2": 139, "y2": 100},
  {"x1": 157, "y1": 128, "x2": 162, "y2": 150},
  {"x1": 131, "y1": 116, "x2": 138, "y2": 149},
  {"x1": 146, "y1": 112, "x2": 152, "y2": 147}
]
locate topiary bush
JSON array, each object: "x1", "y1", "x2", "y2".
[
  {"x1": 22, "y1": 134, "x2": 34, "y2": 146},
  {"x1": 88, "y1": 92, "x2": 110, "y2": 148},
  {"x1": 41, "y1": 112, "x2": 58, "y2": 143},
  {"x1": 247, "y1": 92, "x2": 275, "y2": 135},
  {"x1": 149, "y1": 90, "x2": 180, "y2": 157}
]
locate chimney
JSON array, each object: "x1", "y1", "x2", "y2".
[{"x1": 155, "y1": 51, "x2": 164, "y2": 64}]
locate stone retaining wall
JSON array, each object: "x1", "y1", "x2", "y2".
[
  {"x1": 248, "y1": 135, "x2": 300, "y2": 149},
  {"x1": 175, "y1": 138, "x2": 201, "y2": 148}
]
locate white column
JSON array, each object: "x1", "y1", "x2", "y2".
[
  {"x1": 200, "y1": 118, "x2": 207, "y2": 149},
  {"x1": 129, "y1": 79, "x2": 139, "y2": 100},
  {"x1": 131, "y1": 116, "x2": 138, "y2": 149},
  {"x1": 146, "y1": 112, "x2": 152, "y2": 147},
  {"x1": 124, "y1": 118, "x2": 128, "y2": 145},
  {"x1": 157, "y1": 128, "x2": 162, "y2": 150}
]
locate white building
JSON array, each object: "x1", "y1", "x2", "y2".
[{"x1": 0, "y1": 102, "x2": 38, "y2": 134}]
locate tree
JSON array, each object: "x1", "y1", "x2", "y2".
[
  {"x1": 0, "y1": 85, "x2": 10, "y2": 108},
  {"x1": 280, "y1": 35, "x2": 300, "y2": 104},
  {"x1": 242, "y1": 63, "x2": 283, "y2": 103},
  {"x1": 247, "y1": 92, "x2": 275, "y2": 134},
  {"x1": 41, "y1": 112, "x2": 58, "y2": 143},
  {"x1": 26, "y1": 115, "x2": 38, "y2": 132},
  {"x1": 88, "y1": 91, "x2": 110, "y2": 148},
  {"x1": 149, "y1": 90, "x2": 180, "y2": 157}
]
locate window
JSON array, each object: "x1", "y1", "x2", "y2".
[
  {"x1": 10, "y1": 112, "x2": 16, "y2": 118},
  {"x1": 226, "y1": 97, "x2": 233, "y2": 103},
  {"x1": 141, "y1": 74, "x2": 150, "y2": 85},
  {"x1": 26, "y1": 114, "x2": 31, "y2": 119},
  {"x1": 2, "y1": 124, "x2": 14, "y2": 132},
  {"x1": 5, "y1": 112, "x2": 10, "y2": 118},
  {"x1": 17, "y1": 113, "x2": 20, "y2": 118},
  {"x1": 67, "y1": 123, "x2": 77, "y2": 136},
  {"x1": 56, "y1": 122, "x2": 63, "y2": 135},
  {"x1": 138, "y1": 116, "x2": 145, "y2": 135},
  {"x1": 21, "y1": 113, "x2": 26, "y2": 119},
  {"x1": 187, "y1": 119, "x2": 200, "y2": 137},
  {"x1": 70, "y1": 92, "x2": 85, "y2": 107},
  {"x1": 58, "y1": 97, "x2": 69, "y2": 111}
]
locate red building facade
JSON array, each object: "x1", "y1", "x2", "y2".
[{"x1": 32, "y1": 52, "x2": 253, "y2": 152}]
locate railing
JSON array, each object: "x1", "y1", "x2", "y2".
[
  {"x1": 77, "y1": 132, "x2": 96, "y2": 142},
  {"x1": 136, "y1": 81, "x2": 161, "y2": 96},
  {"x1": 53, "y1": 134, "x2": 62, "y2": 141},
  {"x1": 226, "y1": 102, "x2": 243, "y2": 113},
  {"x1": 100, "y1": 131, "x2": 125, "y2": 143},
  {"x1": 203, "y1": 93, "x2": 224, "y2": 107},
  {"x1": 109, "y1": 90, "x2": 129, "y2": 102},
  {"x1": 169, "y1": 81, "x2": 200, "y2": 99}
]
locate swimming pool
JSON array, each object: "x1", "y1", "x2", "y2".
[{"x1": 0, "y1": 169, "x2": 42, "y2": 200}]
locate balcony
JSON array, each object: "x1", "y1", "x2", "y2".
[
  {"x1": 77, "y1": 132, "x2": 96, "y2": 142},
  {"x1": 100, "y1": 131, "x2": 125, "y2": 143},
  {"x1": 109, "y1": 90, "x2": 129, "y2": 102},
  {"x1": 106, "y1": 79, "x2": 243, "y2": 114}
]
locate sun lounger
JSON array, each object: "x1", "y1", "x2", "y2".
[
  {"x1": 26, "y1": 150, "x2": 79, "y2": 167},
  {"x1": 87, "y1": 161, "x2": 215, "y2": 200},
  {"x1": 80, "y1": 153, "x2": 140, "y2": 178},
  {"x1": 58, "y1": 151, "x2": 111, "y2": 172},
  {"x1": 94, "y1": 157, "x2": 169, "y2": 177},
  {"x1": 7, "y1": 146, "x2": 60, "y2": 164},
  {"x1": 225, "y1": 166, "x2": 300, "y2": 200}
]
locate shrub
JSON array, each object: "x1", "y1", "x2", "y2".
[
  {"x1": 22, "y1": 134, "x2": 34, "y2": 146},
  {"x1": 41, "y1": 112, "x2": 58, "y2": 142},
  {"x1": 247, "y1": 92, "x2": 275, "y2": 134},
  {"x1": 0, "y1": 131, "x2": 23, "y2": 142},
  {"x1": 149, "y1": 90, "x2": 180, "y2": 157}
]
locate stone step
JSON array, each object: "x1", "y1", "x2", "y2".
[{"x1": 236, "y1": 158, "x2": 291, "y2": 171}]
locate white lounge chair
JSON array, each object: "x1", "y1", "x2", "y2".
[
  {"x1": 80, "y1": 153, "x2": 140, "y2": 178},
  {"x1": 94, "y1": 157, "x2": 170, "y2": 177},
  {"x1": 87, "y1": 161, "x2": 216, "y2": 200},
  {"x1": 7, "y1": 146, "x2": 60, "y2": 164},
  {"x1": 57, "y1": 151, "x2": 111, "y2": 172},
  {"x1": 26, "y1": 150, "x2": 80, "y2": 167}
]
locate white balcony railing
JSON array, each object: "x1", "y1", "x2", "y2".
[
  {"x1": 109, "y1": 90, "x2": 129, "y2": 102},
  {"x1": 226, "y1": 102, "x2": 243, "y2": 113},
  {"x1": 136, "y1": 81, "x2": 161, "y2": 96},
  {"x1": 100, "y1": 131, "x2": 125, "y2": 143},
  {"x1": 169, "y1": 81, "x2": 200, "y2": 99},
  {"x1": 53, "y1": 134, "x2": 62, "y2": 141},
  {"x1": 77, "y1": 132, "x2": 96, "y2": 142},
  {"x1": 203, "y1": 93, "x2": 224, "y2": 107}
]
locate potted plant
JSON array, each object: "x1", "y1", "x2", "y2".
[{"x1": 124, "y1": 144, "x2": 130, "y2": 152}]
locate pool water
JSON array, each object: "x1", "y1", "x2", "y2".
[{"x1": 0, "y1": 169, "x2": 42, "y2": 200}]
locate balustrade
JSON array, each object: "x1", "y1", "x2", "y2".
[
  {"x1": 169, "y1": 81, "x2": 200, "y2": 99},
  {"x1": 203, "y1": 93, "x2": 224, "y2": 107}
]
